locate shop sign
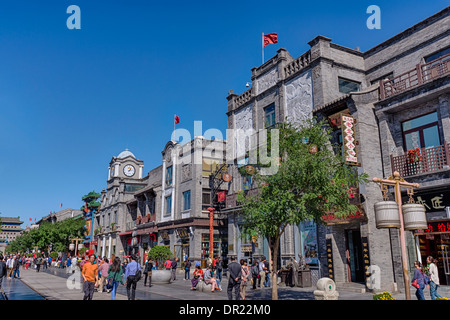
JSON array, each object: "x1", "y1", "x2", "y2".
[
  {"x1": 361, "y1": 237, "x2": 371, "y2": 283},
  {"x1": 341, "y1": 115, "x2": 358, "y2": 165},
  {"x1": 408, "y1": 191, "x2": 449, "y2": 213},
  {"x1": 326, "y1": 238, "x2": 334, "y2": 280},
  {"x1": 321, "y1": 210, "x2": 365, "y2": 225},
  {"x1": 415, "y1": 220, "x2": 450, "y2": 235},
  {"x1": 177, "y1": 228, "x2": 190, "y2": 239}
]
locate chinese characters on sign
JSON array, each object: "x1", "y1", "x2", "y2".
[
  {"x1": 361, "y1": 237, "x2": 371, "y2": 283},
  {"x1": 341, "y1": 115, "x2": 358, "y2": 165},
  {"x1": 416, "y1": 221, "x2": 450, "y2": 234},
  {"x1": 326, "y1": 238, "x2": 334, "y2": 280}
]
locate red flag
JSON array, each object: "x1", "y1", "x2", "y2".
[
  {"x1": 263, "y1": 33, "x2": 278, "y2": 47},
  {"x1": 174, "y1": 115, "x2": 180, "y2": 125},
  {"x1": 60, "y1": 203, "x2": 63, "y2": 208}
]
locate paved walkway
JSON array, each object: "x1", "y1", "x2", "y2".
[{"x1": 2, "y1": 266, "x2": 449, "y2": 300}]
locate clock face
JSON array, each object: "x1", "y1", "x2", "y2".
[{"x1": 123, "y1": 164, "x2": 135, "y2": 177}]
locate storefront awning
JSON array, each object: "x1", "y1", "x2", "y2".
[{"x1": 119, "y1": 231, "x2": 133, "y2": 236}]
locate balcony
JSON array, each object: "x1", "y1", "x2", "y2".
[
  {"x1": 380, "y1": 53, "x2": 450, "y2": 100},
  {"x1": 391, "y1": 142, "x2": 450, "y2": 178}
]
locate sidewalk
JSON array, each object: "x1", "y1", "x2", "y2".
[{"x1": 4, "y1": 266, "x2": 449, "y2": 300}]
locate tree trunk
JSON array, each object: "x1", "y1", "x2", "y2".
[{"x1": 269, "y1": 235, "x2": 281, "y2": 300}]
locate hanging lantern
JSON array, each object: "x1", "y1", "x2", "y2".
[
  {"x1": 69, "y1": 243, "x2": 75, "y2": 251},
  {"x1": 374, "y1": 201, "x2": 400, "y2": 229},
  {"x1": 78, "y1": 243, "x2": 84, "y2": 250},
  {"x1": 402, "y1": 203, "x2": 427, "y2": 230}
]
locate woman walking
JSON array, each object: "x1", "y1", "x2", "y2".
[
  {"x1": 411, "y1": 260, "x2": 428, "y2": 300},
  {"x1": 427, "y1": 256, "x2": 443, "y2": 299},
  {"x1": 107, "y1": 257, "x2": 124, "y2": 300},
  {"x1": 240, "y1": 259, "x2": 250, "y2": 300},
  {"x1": 143, "y1": 257, "x2": 153, "y2": 287}
]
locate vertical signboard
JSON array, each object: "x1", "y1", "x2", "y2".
[
  {"x1": 341, "y1": 114, "x2": 358, "y2": 165},
  {"x1": 326, "y1": 238, "x2": 334, "y2": 280}
]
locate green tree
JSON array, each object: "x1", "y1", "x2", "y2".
[
  {"x1": 148, "y1": 245, "x2": 173, "y2": 270},
  {"x1": 238, "y1": 119, "x2": 368, "y2": 300}
]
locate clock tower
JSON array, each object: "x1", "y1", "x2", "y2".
[{"x1": 108, "y1": 149, "x2": 144, "y2": 181}]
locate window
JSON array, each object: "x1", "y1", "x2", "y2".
[
  {"x1": 402, "y1": 112, "x2": 440, "y2": 151},
  {"x1": 202, "y1": 158, "x2": 222, "y2": 177},
  {"x1": 264, "y1": 104, "x2": 276, "y2": 128},
  {"x1": 202, "y1": 190, "x2": 211, "y2": 210},
  {"x1": 338, "y1": 77, "x2": 361, "y2": 94},
  {"x1": 166, "y1": 166, "x2": 173, "y2": 186},
  {"x1": 183, "y1": 190, "x2": 191, "y2": 211},
  {"x1": 165, "y1": 195, "x2": 172, "y2": 215},
  {"x1": 424, "y1": 47, "x2": 450, "y2": 63}
]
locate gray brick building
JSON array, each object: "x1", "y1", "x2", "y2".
[{"x1": 225, "y1": 6, "x2": 450, "y2": 293}]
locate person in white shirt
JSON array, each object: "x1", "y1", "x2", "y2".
[{"x1": 427, "y1": 256, "x2": 443, "y2": 300}]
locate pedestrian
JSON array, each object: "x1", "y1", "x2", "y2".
[
  {"x1": 251, "y1": 261, "x2": 259, "y2": 290},
  {"x1": 171, "y1": 257, "x2": 178, "y2": 281},
  {"x1": 216, "y1": 257, "x2": 223, "y2": 282},
  {"x1": 227, "y1": 256, "x2": 241, "y2": 300},
  {"x1": 258, "y1": 257, "x2": 266, "y2": 288},
  {"x1": 204, "y1": 266, "x2": 219, "y2": 292},
  {"x1": 0, "y1": 255, "x2": 7, "y2": 288},
  {"x1": 264, "y1": 257, "x2": 271, "y2": 287},
  {"x1": 71, "y1": 256, "x2": 78, "y2": 274},
  {"x1": 143, "y1": 257, "x2": 153, "y2": 287},
  {"x1": 12, "y1": 255, "x2": 20, "y2": 279},
  {"x1": 124, "y1": 254, "x2": 141, "y2": 300},
  {"x1": 426, "y1": 256, "x2": 443, "y2": 300},
  {"x1": 81, "y1": 254, "x2": 99, "y2": 300},
  {"x1": 7, "y1": 255, "x2": 14, "y2": 278},
  {"x1": 107, "y1": 257, "x2": 124, "y2": 300},
  {"x1": 184, "y1": 258, "x2": 191, "y2": 280},
  {"x1": 65, "y1": 255, "x2": 72, "y2": 274},
  {"x1": 240, "y1": 259, "x2": 250, "y2": 300},
  {"x1": 25, "y1": 257, "x2": 30, "y2": 270},
  {"x1": 190, "y1": 265, "x2": 203, "y2": 290},
  {"x1": 35, "y1": 255, "x2": 42, "y2": 273},
  {"x1": 98, "y1": 257, "x2": 110, "y2": 293},
  {"x1": 411, "y1": 260, "x2": 428, "y2": 300}
]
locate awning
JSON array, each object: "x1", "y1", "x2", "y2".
[
  {"x1": 137, "y1": 227, "x2": 158, "y2": 235},
  {"x1": 119, "y1": 231, "x2": 133, "y2": 236}
]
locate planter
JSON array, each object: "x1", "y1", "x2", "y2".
[
  {"x1": 374, "y1": 201, "x2": 400, "y2": 229},
  {"x1": 151, "y1": 269, "x2": 172, "y2": 284},
  {"x1": 402, "y1": 203, "x2": 427, "y2": 230}
]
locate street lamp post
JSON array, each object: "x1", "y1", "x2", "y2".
[
  {"x1": 373, "y1": 171, "x2": 420, "y2": 300},
  {"x1": 70, "y1": 238, "x2": 85, "y2": 257},
  {"x1": 207, "y1": 207, "x2": 215, "y2": 260}
]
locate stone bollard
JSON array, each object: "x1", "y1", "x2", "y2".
[{"x1": 313, "y1": 277, "x2": 339, "y2": 300}]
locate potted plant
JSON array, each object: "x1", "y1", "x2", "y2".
[
  {"x1": 110, "y1": 222, "x2": 116, "y2": 231},
  {"x1": 147, "y1": 245, "x2": 173, "y2": 284},
  {"x1": 408, "y1": 148, "x2": 422, "y2": 164}
]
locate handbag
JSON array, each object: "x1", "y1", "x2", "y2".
[
  {"x1": 106, "y1": 272, "x2": 116, "y2": 290},
  {"x1": 411, "y1": 279, "x2": 419, "y2": 288}
]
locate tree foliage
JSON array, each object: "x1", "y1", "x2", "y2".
[
  {"x1": 238, "y1": 118, "x2": 368, "y2": 299},
  {"x1": 6, "y1": 218, "x2": 85, "y2": 254}
]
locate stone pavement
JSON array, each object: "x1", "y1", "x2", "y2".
[{"x1": 2, "y1": 266, "x2": 449, "y2": 300}]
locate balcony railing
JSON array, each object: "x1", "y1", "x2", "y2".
[
  {"x1": 391, "y1": 142, "x2": 450, "y2": 178},
  {"x1": 380, "y1": 53, "x2": 450, "y2": 99}
]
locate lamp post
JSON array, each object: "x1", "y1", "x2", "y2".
[
  {"x1": 207, "y1": 207, "x2": 215, "y2": 260},
  {"x1": 373, "y1": 171, "x2": 420, "y2": 300},
  {"x1": 70, "y1": 238, "x2": 85, "y2": 257}
]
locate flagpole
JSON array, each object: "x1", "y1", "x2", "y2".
[{"x1": 262, "y1": 32, "x2": 264, "y2": 64}]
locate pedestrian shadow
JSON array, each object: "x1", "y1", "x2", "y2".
[{"x1": 246, "y1": 287, "x2": 315, "y2": 300}]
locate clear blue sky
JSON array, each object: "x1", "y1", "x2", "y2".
[{"x1": 0, "y1": 0, "x2": 447, "y2": 226}]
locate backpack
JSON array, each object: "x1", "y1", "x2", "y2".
[
  {"x1": 165, "y1": 260, "x2": 171, "y2": 269},
  {"x1": 135, "y1": 269, "x2": 142, "y2": 282}
]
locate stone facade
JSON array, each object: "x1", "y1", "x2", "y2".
[{"x1": 225, "y1": 7, "x2": 450, "y2": 292}]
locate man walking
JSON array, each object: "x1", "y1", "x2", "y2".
[
  {"x1": 81, "y1": 254, "x2": 99, "y2": 300},
  {"x1": 124, "y1": 254, "x2": 141, "y2": 300},
  {"x1": 227, "y1": 256, "x2": 241, "y2": 300},
  {"x1": 0, "y1": 255, "x2": 7, "y2": 288},
  {"x1": 171, "y1": 257, "x2": 178, "y2": 282}
]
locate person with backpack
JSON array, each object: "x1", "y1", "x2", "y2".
[{"x1": 124, "y1": 254, "x2": 141, "y2": 300}]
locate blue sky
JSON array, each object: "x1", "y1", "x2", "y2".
[{"x1": 0, "y1": 0, "x2": 447, "y2": 226}]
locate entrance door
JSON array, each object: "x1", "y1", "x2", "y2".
[
  {"x1": 174, "y1": 244, "x2": 189, "y2": 268},
  {"x1": 346, "y1": 230, "x2": 364, "y2": 283}
]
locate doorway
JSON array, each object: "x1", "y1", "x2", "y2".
[
  {"x1": 174, "y1": 243, "x2": 189, "y2": 268},
  {"x1": 346, "y1": 229, "x2": 364, "y2": 283}
]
